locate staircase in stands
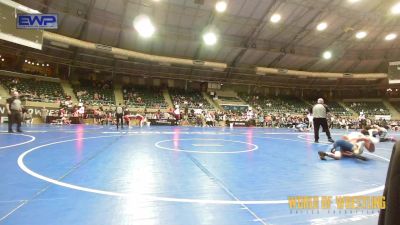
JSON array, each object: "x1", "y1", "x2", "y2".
[
  {"x1": 163, "y1": 89, "x2": 174, "y2": 109},
  {"x1": 113, "y1": 84, "x2": 124, "y2": 105},
  {"x1": 202, "y1": 92, "x2": 222, "y2": 111},
  {"x1": 0, "y1": 83, "x2": 9, "y2": 104},
  {"x1": 383, "y1": 99, "x2": 400, "y2": 120},
  {"x1": 60, "y1": 80, "x2": 78, "y2": 103}
]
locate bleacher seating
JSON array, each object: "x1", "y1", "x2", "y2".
[
  {"x1": 326, "y1": 101, "x2": 352, "y2": 116},
  {"x1": 73, "y1": 80, "x2": 115, "y2": 106},
  {"x1": 123, "y1": 86, "x2": 167, "y2": 109},
  {"x1": 221, "y1": 105, "x2": 248, "y2": 113},
  {"x1": 0, "y1": 75, "x2": 65, "y2": 102},
  {"x1": 345, "y1": 101, "x2": 390, "y2": 116},
  {"x1": 239, "y1": 93, "x2": 309, "y2": 114},
  {"x1": 390, "y1": 101, "x2": 400, "y2": 113},
  {"x1": 217, "y1": 96, "x2": 242, "y2": 102},
  {"x1": 170, "y1": 88, "x2": 212, "y2": 109}
]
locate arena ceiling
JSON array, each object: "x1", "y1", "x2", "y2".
[{"x1": 2, "y1": 0, "x2": 400, "y2": 85}]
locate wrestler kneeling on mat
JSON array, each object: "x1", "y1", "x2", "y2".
[
  {"x1": 294, "y1": 123, "x2": 310, "y2": 132},
  {"x1": 318, "y1": 131, "x2": 377, "y2": 161},
  {"x1": 368, "y1": 125, "x2": 396, "y2": 142}
]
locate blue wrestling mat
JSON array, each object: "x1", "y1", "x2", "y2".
[{"x1": 0, "y1": 125, "x2": 393, "y2": 225}]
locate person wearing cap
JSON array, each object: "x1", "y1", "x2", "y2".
[{"x1": 310, "y1": 98, "x2": 334, "y2": 143}]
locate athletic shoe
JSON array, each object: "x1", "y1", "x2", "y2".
[
  {"x1": 354, "y1": 155, "x2": 368, "y2": 161},
  {"x1": 17, "y1": 130, "x2": 23, "y2": 133},
  {"x1": 314, "y1": 140, "x2": 319, "y2": 143},
  {"x1": 318, "y1": 151, "x2": 327, "y2": 160},
  {"x1": 8, "y1": 130, "x2": 14, "y2": 133},
  {"x1": 328, "y1": 138, "x2": 334, "y2": 143}
]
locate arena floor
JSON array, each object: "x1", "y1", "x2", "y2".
[{"x1": 0, "y1": 124, "x2": 393, "y2": 225}]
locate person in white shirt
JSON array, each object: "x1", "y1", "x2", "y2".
[
  {"x1": 310, "y1": 98, "x2": 334, "y2": 143},
  {"x1": 205, "y1": 112, "x2": 213, "y2": 127},
  {"x1": 116, "y1": 103, "x2": 124, "y2": 129},
  {"x1": 23, "y1": 110, "x2": 33, "y2": 125},
  {"x1": 307, "y1": 113, "x2": 313, "y2": 128},
  {"x1": 246, "y1": 109, "x2": 254, "y2": 121}
]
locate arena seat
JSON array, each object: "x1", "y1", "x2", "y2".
[
  {"x1": 239, "y1": 93, "x2": 309, "y2": 114},
  {"x1": 123, "y1": 86, "x2": 167, "y2": 109},
  {"x1": 170, "y1": 88, "x2": 213, "y2": 110},
  {"x1": 0, "y1": 75, "x2": 65, "y2": 102},
  {"x1": 390, "y1": 102, "x2": 400, "y2": 114},
  {"x1": 73, "y1": 79, "x2": 115, "y2": 106},
  {"x1": 326, "y1": 101, "x2": 353, "y2": 116},
  {"x1": 345, "y1": 101, "x2": 390, "y2": 116},
  {"x1": 217, "y1": 96, "x2": 242, "y2": 103}
]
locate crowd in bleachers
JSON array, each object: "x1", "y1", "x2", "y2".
[
  {"x1": 346, "y1": 101, "x2": 390, "y2": 115},
  {"x1": 216, "y1": 96, "x2": 242, "y2": 102},
  {"x1": 74, "y1": 79, "x2": 115, "y2": 106},
  {"x1": 123, "y1": 86, "x2": 167, "y2": 109},
  {"x1": 2, "y1": 71, "x2": 400, "y2": 129},
  {"x1": 325, "y1": 101, "x2": 352, "y2": 116},
  {"x1": 0, "y1": 76, "x2": 66, "y2": 103},
  {"x1": 170, "y1": 88, "x2": 212, "y2": 109},
  {"x1": 239, "y1": 94, "x2": 309, "y2": 114},
  {"x1": 172, "y1": 107, "x2": 399, "y2": 130}
]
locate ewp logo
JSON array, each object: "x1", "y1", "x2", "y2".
[{"x1": 17, "y1": 14, "x2": 58, "y2": 29}]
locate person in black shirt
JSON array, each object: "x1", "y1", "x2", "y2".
[{"x1": 6, "y1": 91, "x2": 23, "y2": 133}]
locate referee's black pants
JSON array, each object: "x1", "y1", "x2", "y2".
[
  {"x1": 8, "y1": 110, "x2": 22, "y2": 132},
  {"x1": 313, "y1": 117, "x2": 332, "y2": 142},
  {"x1": 116, "y1": 113, "x2": 123, "y2": 129}
]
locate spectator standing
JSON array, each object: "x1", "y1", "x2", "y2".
[{"x1": 41, "y1": 107, "x2": 48, "y2": 123}]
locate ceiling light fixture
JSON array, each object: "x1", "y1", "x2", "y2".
[
  {"x1": 355, "y1": 31, "x2": 367, "y2": 39},
  {"x1": 316, "y1": 22, "x2": 328, "y2": 31},
  {"x1": 215, "y1": 1, "x2": 227, "y2": 13},
  {"x1": 202, "y1": 32, "x2": 218, "y2": 46},
  {"x1": 270, "y1": 13, "x2": 281, "y2": 23},
  {"x1": 133, "y1": 15, "x2": 156, "y2": 38},
  {"x1": 322, "y1": 51, "x2": 332, "y2": 60},
  {"x1": 391, "y1": 2, "x2": 400, "y2": 15},
  {"x1": 385, "y1": 33, "x2": 397, "y2": 41}
]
